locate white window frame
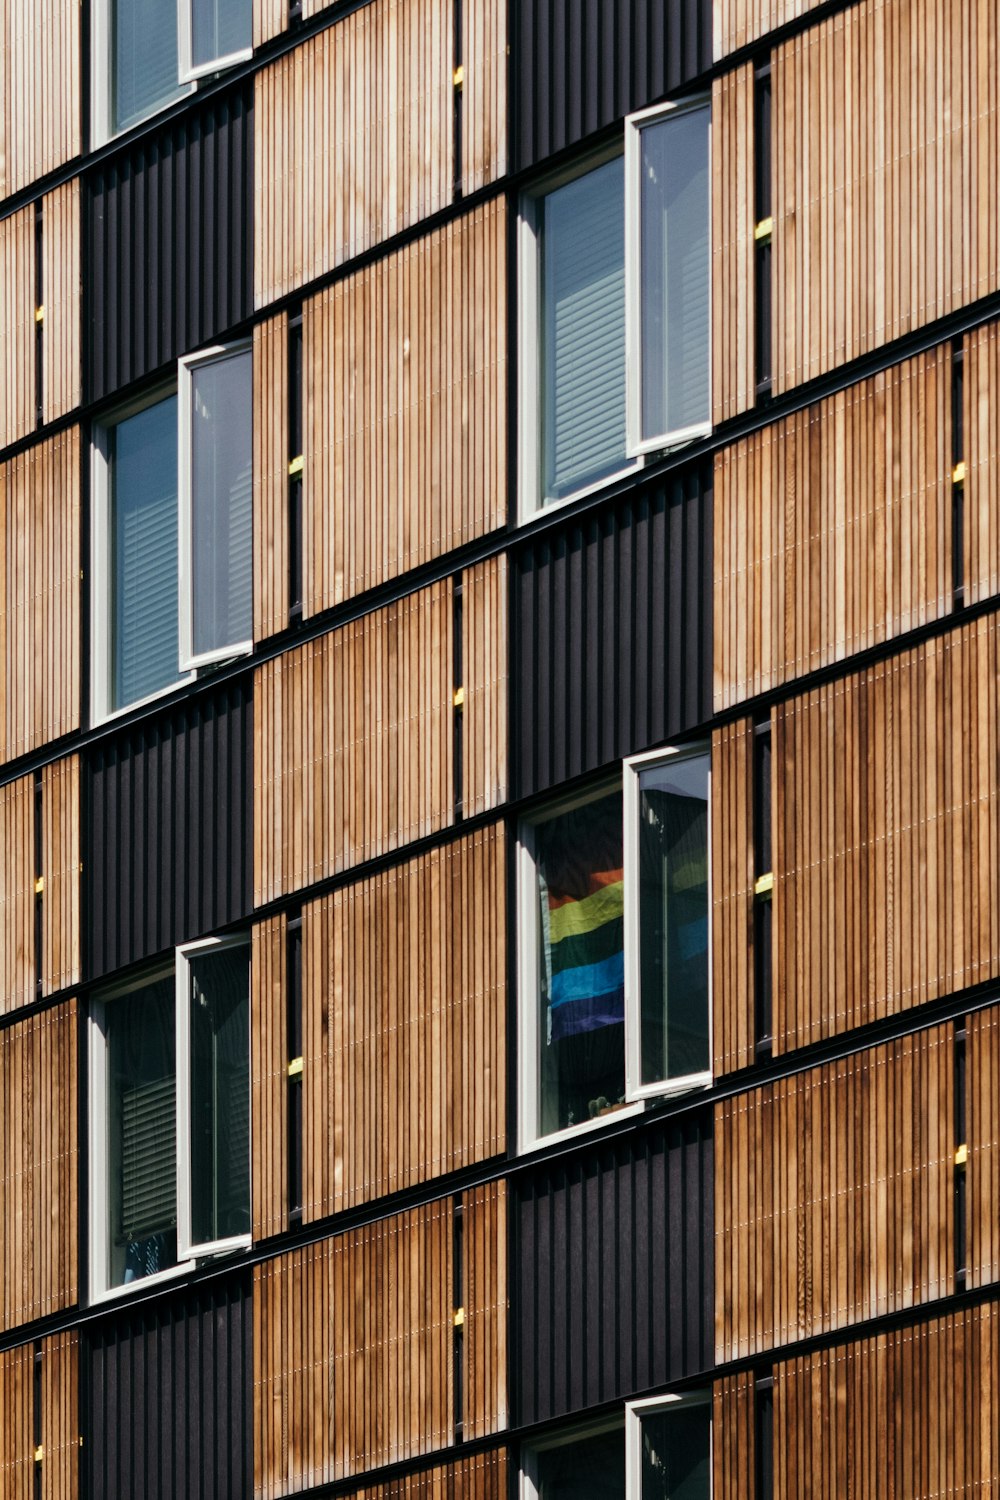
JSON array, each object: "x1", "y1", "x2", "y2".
[
  {"x1": 624, "y1": 95, "x2": 713, "y2": 459},
  {"x1": 625, "y1": 1390, "x2": 713, "y2": 1499},
  {"x1": 175, "y1": 933, "x2": 252, "y2": 1261},
  {"x1": 90, "y1": 0, "x2": 195, "y2": 146},
  {"x1": 623, "y1": 743, "x2": 713, "y2": 1103},
  {"x1": 178, "y1": 0, "x2": 253, "y2": 85},
  {"x1": 517, "y1": 144, "x2": 643, "y2": 524},
  {"x1": 177, "y1": 341, "x2": 254, "y2": 672},
  {"x1": 90, "y1": 384, "x2": 196, "y2": 727},
  {"x1": 521, "y1": 1414, "x2": 624, "y2": 1500}
]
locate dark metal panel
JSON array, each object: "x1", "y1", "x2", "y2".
[
  {"x1": 85, "y1": 84, "x2": 253, "y2": 404},
  {"x1": 84, "y1": 1273, "x2": 252, "y2": 1500},
  {"x1": 514, "y1": 1111, "x2": 714, "y2": 1425},
  {"x1": 84, "y1": 677, "x2": 253, "y2": 980},
  {"x1": 513, "y1": 0, "x2": 713, "y2": 172},
  {"x1": 513, "y1": 461, "x2": 712, "y2": 800}
]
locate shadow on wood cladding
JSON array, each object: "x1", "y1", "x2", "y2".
[
  {"x1": 253, "y1": 313, "x2": 290, "y2": 644},
  {"x1": 252, "y1": 912, "x2": 290, "y2": 1242},
  {"x1": 713, "y1": 0, "x2": 828, "y2": 59},
  {"x1": 968, "y1": 1004, "x2": 1000, "y2": 1290},
  {"x1": 41, "y1": 181, "x2": 82, "y2": 426},
  {"x1": 0, "y1": 207, "x2": 36, "y2": 451},
  {"x1": 0, "y1": 759, "x2": 80, "y2": 1017},
  {"x1": 711, "y1": 719, "x2": 756, "y2": 1077},
  {"x1": 965, "y1": 318, "x2": 1000, "y2": 607},
  {"x1": 0, "y1": 0, "x2": 81, "y2": 198},
  {"x1": 712, "y1": 64, "x2": 755, "y2": 426},
  {"x1": 712, "y1": 1371, "x2": 754, "y2": 1500}
]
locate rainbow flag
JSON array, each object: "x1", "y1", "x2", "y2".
[{"x1": 543, "y1": 862, "x2": 625, "y2": 1040}]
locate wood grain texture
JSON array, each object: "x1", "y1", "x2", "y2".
[
  {"x1": 712, "y1": 1371, "x2": 755, "y2": 1500},
  {"x1": 461, "y1": 1182, "x2": 507, "y2": 1440},
  {"x1": 964, "y1": 317, "x2": 1000, "y2": 607},
  {"x1": 41, "y1": 180, "x2": 81, "y2": 425},
  {"x1": 0, "y1": 0, "x2": 81, "y2": 198},
  {"x1": 333, "y1": 1448, "x2": 507, "y2": 1500},
  {"x1": 254, "y1": 580, "x2": 454, "y2": 905},
  {"x1": 0, "y1": 429, "x2": 81, "y2": 767},
  {"x1": 304, "y1": 199, "x2": 507, "y2": 612},
  {"x1": 711, "y1": 719, "x2": 755, "y2": 1077},
  {"x1": 252, "y1": 913, "x2": 289, "y2": 1243},
  {"x1": 0, "y1": 1341, "x2": 32, "y2": 1500},
  {"x1": 773, "y1": 0, "x2": 1000, "y2": 394},
  {"x1": 302, "y1": 824, "x2": 506, "y2": 1218},
  {"x1": 253, "y1": 0, "x2": 286, "y2": 47},
  {"x1": 0, "y1": 774, "x2": 33, "y2": 1017},
  {"x1": 711, "y1": 64, "x2": 755, "y2": 426},
  {"x1": 967, "y1": 1003, "x2": 1000, "y2": 1291},
  {"x1": 254, "y1": 0, "x2": 453, "y2": 307},
  {"x1": 461, "y1": 0, "x2": 507, "y2": 193},
  {"x1": 715, "y1": 1023, "x2": 954, "y2": 1362},
  {"x1": 0, "y1": 1000, "x2": 78, "y2": 1334},
  {"x1": 713, "y1": 0, "x2": 827, "y2": 58},
  {"x1": 254, "y1": 312, "x2": 289, "y2": 642},
  {"x1": 40, "y1": 1331, "x2": 79, "y2": 1500},
  {"x1": 772, "y1": 614, "x2": 1000, "y2": 1054},
  {"x1": 462, "y1": 556, "x2": 507, "y2": 817},
  {"x1": 715, "y1": 343, "x2": 954, "y2": 710},
  {"x1": 0, "y1": 206, "x2": 36, "y2": 452},
  {"x1": 40, "y1": 756, "x2": 80, "y2": 998},
  {"x1": 772, "y1": 1302, "x2": 1000, "y2": 1497}
]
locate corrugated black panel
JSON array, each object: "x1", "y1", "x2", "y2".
[
  {"x1": 84, "y1": 1274, "x2": 252, "y2": 1500},
  {"x1": 85, "y1": 677, "x2": 253, "y2": 980},
  {"x1": 513, "y1": 461, "x2": 712, "y2": 799},
  {"x1": 513, "y1": 0, "x2": 713, "y2": 172},
  {"x1": 86, "y1": 84, "x2": 253, "y2": 403},
  {"x1": 514, "y1": 1112, "x2": 714, "y2": 1425}
]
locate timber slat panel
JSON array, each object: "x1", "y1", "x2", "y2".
[
  {"x1": 968, "y1": 1003, "x2": 1000, "y2": 1290},
  {"x1": 252, "y1": 914, "x2": 289, "y2": 1242},
  {"x1": 965, "y1": 318, "x2": 1000, "y2": 606},
  {"x1": 40, "y1": 756, "x2": 80, "y2": 998},
  {"x1": 461, "y1": 1182, "x2": 507, "y2": 1440},
  {"x1": 0, "y1": 430, "x2": 81, "y2": 768},
  {"x1": 0, "y1": 1342, "x2": 32, "y2": 1500},
  {"x1": 39, "y1": 1331, "x2": 79, "y2": 1500},
  {"x1": 712, "y1": 1371, "x2": 755, "y2": 1500},
  {"x1": 302, "y1": 824, "x2": 506, "y2": 1218},
  {"x1": 773, "y1": 0, "x2": 1000, "y2": 393},
  {"x1": 462, "y1": 557, "x2": 507, "y2": 817},
  {"x1": 711, "y1": 64, "x2": 754, "y2": 426},
  {"x1": 254, "y1": 0, "x2": 453, "y2": 307},
  {"x1": 714, "y1": 0, "x2": 827, "y2": 58},
  {"x1": 462, "y1": 0, "x2": 507, "y2": 194},
  {"x1": 253, "y1": 0, "x2": 286, "y2": 46},
  {"x1": 0, "y1": 0, "x2": 81, "y2": 198},
  {"x1": 771, "y1": 615, "x2": 1000, "y2": 1054},
  {"x1": 253, "y1": 580, "x2": 454, "y2": 904},
  {"x1": 304, "y1": 201, "x2": 506, "y2": 613},
  {"x1": 0, "y1": 774, "x2": 33, "y2": 1016},
  {"x1": 772, "y1": 1302, "x2": 1000, "y2": 1497},
  {"x1": 253, "y1": 313, "x2": 290, "y2": 642},
  {"x1": 715, "y1": 1023, "x2": 954, "y2": 1362},
  {"x1": 0, "y1": 1000, "x2": 78, "y2": 1333},
  {"x1": 41, "y1": 180, "x2": 81, "y2": 425},
  {"x1": 0, "y1": 206, "x2": 36, "y2": 451},
  {"x1": 715, "y1": 344, "x2": 953, "y2": 710},
  {"x1": 334, "y1": 1448, "x2": 507, "y2": 1499},
  {"x1": 711, "y1": 719, "x2": 755, "y2": 1077}
]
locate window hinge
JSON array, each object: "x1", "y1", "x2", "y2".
[
  {"x1": 754, "y1": 871, "x2": 774, "y2": 897},
  {"x1": 288, "y1": 454, "x2": 304, "y2": 476},
  {"x1": 953, "y1": 460, "x2": 966, "y2": 486},
  {"x1": 453, "y1": 685, "x2": 465, "y2": 708},
  {"x1": 287, "y1": 1056, "x2": 303, "y2": 1078},
  {"x1": 34, "y1": 876, "x2": 44, "y2": 895},
  {"x1": 453, "y1": 64, "x2": 464, "y2": 88},
  {"x1": 955, "y1": 1143, "x2": 968, "y2": 1166},
  {"x1": 34, "y1": 305, "x2": 44, "y2": 323},
  {"x1": 453, "y1": 1306, "x2": 465, "y2": 1327},
  {"x1": 34, "y1": 1446, "x2": 43, "y2": 1463},
  {"x1": 754, "y1": 216, "x2": 773, "y2": 243}
]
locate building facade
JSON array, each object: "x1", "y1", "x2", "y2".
[{"x1": 0, "y1": 0, "x2": 998, "y2": 1496}]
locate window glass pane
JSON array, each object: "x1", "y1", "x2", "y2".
[
  {"x1": 639, "y1": 106, "x2": 710, "y2": 441},
  {"x1": 187, "y1": 946, "x2": 250, "y2": 1246},
  {"x1": 107, "y1": 976, "x2": 177, "y2": 1288},
  {"x1": 114, "y1": 0, "x2": 182, "y2": 133},
  {"x1": 640, "y1": 1403, "x2": 711, "y2": 1500},
  {"x1": 192, "y1": 0, "x2": 251, "y2": 69},
  {"x1": 638, "y1": 753, "x2": 710, "y2": 1085},
  {"x1": 533, "y1": 788, "x2": 625, "y2": 1136},
  {"x1": 535, "y1": 1426, "x2": 624, "y2": 1500},
  {"x1": 190, "y1": 350, "x2": 253, "y2": 658},
  {"x1": 111, "y1": 396, "x2": 179, "y2": 711},
  {"x1": 541, "y1": 156, "x2": 627, "y2": 501}
]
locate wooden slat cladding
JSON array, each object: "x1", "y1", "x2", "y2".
[
  {"x1": 711, "y1": 720, "x2": 755, "y2": 1077},
  {"x1": 771, "y1": 1302, "x2": 1000, "y2": 1497},
  {"x1": 41, "y1": 756, "x2": 80, "y2": 997},
  {"x1": 0, "y1": 0, "x2": 81, "y2": 198},
  {"x1": 462, "y1": 1183, "x2": 508, "y2": 1441},
  {"x1": 0, "y1": 1342, "x2": 32, "y2": 1500},
  {"x1": 713, "y1": 0, "x2": 826, "y2": 58},
  {"x1": 253, "y1": 0, "x2": 286, "y2": 46},
  {"x1": 41, "y1": 181, "x2": 81, "y2": 424},
  {"x1": 0, "y1": 775, "x2": 33, "y2": 1016},
  {"x1": 251, "y1": 914, "x2": 288, "y2": 1242},
  {"x1": 0, "y1": 429, "x2": 81, "y2": 767},
  {"x1": 302, "y1": 824, "x2": 505, "y2": 1218},
  {"x1": 39, "y1": 1331, "x2": 79, "y2": 1500},
  {"x1": 715, "y1": 344, "x2": 954, "y2": 711},
  {"x1": 253, "y1": 313, "x2": 289, "y2": 643},
  {"x1": 711, "y1": 65, "x2": 754, "y2": 426},
  {"x1": 0, "y1": 1000, "x2": 78, "y2": 1333},
  {"x1": 304, "y1": 200, "x2": 507, "y2": 613},
  {"x1": 254, "y1": 580, "x2": 454, "y2": 905},
  {"x1": 771, "y1": 615, "x2": 1000, "y2": 1055},
  {"x1": 967, "y1": 1003, "x2": 1000, "y2": 1290},
  {"x1": 334, "y1": 1448, "x2": 507, "y2": 1500},
  {"x1": 462, "y1": 0, "x2": 507, "y2": 193},
  {"x1": 254, "y1": 0, "x2": 453, "y2": 308},
  {"x1": 462, "y1": 557, "x2": 507, "y2": 816},
  {"x1": 0, "y1": 206, "x2": 36, "y2": 452},
  {"x1": 715, "y1": 1024, "x2": 954, "y2": 1363},
  {"x1": 772, "y1": 0, "x2": 1000, "y2": 394},
  {"x1": 712, "y1": 1372, "x2": 754, "y2": 1500},
  {"x1": 964, "y1": 318, "x2": 1000, "y2": 607}
]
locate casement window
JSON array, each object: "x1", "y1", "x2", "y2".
[
  {"x1": 517, "y1": 746, "x2": 710, "y2": 1149},
  {"x1": 521, "y1": 1418, "x2": 626, "y2": 1500},
  {"x1": 521, "y1": 1396, "x2": 711, "y2": 1499},
  {"x1": 518, "y1": 98, "x2": 710, "y2": 518},
  {"x1": 93, "y1": 0, "x2": 252, "y2": 141},
  {"x1": 88, "y1": 937, "x2": 251, "y2": 1301},
  {"x1": 91, "y1": 341, "x2": 252, "y2": 721}
]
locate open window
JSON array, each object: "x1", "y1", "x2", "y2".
[
  {"x1": 626, "y1": 1393, "x2": 712, "y2": 1499},
  {"x1": 179, "y1": 0, "x2": 253, "y2": 83},
  {"x1": 522, "y1": 1416, "x2": 626, "y2": 1500}
]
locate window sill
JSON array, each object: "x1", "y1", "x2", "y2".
[
  {"x1": 90, "y1": 671, "x2": 197, "y2": 731},
  {"x1": 88, "y1": 1258, "x2": 196, "y2": 1309},
  {"x1": 520, "y1": 1098, "x2": 644, "y2": 1156},
  {"x1": 518, "y1": 458, "x2": 644, "y2": 528}
]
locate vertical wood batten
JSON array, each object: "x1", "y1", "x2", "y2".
[
  {"x1": 40, "y1": 755, "x2": 81, "y2": 997},
  {"x1": 41, "y1": 179, "x2": 82, "y2": 425},
  {"x1": 0, "y1": 774, "x2": 33, "y2": 1016},
  {"x1": 462, "y1": 556, "x2": 508, "y2": 816},
  {"x1": 462, "y1": 1182, "x2": 508, "y2": 1440},
  {"x1": 252, "y1": 913, "x2": 289, "y2": 1242},
  {"x1": 253, "y1": 0, "x2": 287, "y2": 46},
  {"x1": 254, "y1": 0, "x2": 454, "y2": 308},
  {"x1": 0, "y1": 0, "x2": 82, "y2": 198},
  {"x1": 964, "y1": 318, "x2": 1000, "y2": 606},
  {"x1": 461, "y1": 0, "x2": 507, "y2": 193},
  {"x1": 304, "y1": 200, "x2": 507, "y2": 614},
  {"x1": 253, "y1": 313, "x2": 290, "y2": 642},
  {"x1": 0, "y1": 206, "x2": 36, "y2": 451},
  {"x1": 711, "y1": 65, "x2": 755, "y2": 426},
  {"x1": 967, "y1": 1003, "x2": 1000, "y2": 1290},
  {"x1": 711, "y1": 720, "x2": 755, "y2": 1077},
  {"x1": 39, "y1": 1330, "x2": 79, "y2": 1500},
  {"x1": 0, "y1": 1342, "x2": 32, "y2": 1500},
  {"x1": 712, "y1": 1371, "x2": 755, "y2": 1500},
  {"x1": 713, "y1": 0, "x2": 827, "y2": 59}
]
